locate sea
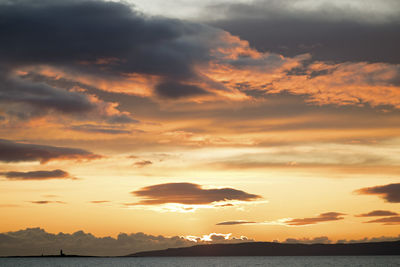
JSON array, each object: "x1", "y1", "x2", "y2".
[{"x1": 0, "y1": 256, "x2": 400, "y2": 267}]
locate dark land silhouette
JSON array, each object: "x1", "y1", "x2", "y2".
[{"x1": 128, "y1": 241, "x2": 400, "y2": 257}]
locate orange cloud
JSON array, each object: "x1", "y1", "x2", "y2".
[
  {"x1": 1, "y1": 169, "x2": 75, "y2": 180},
  {"x1": 131, "y1": 182, "x2": 261, "y2": 205},
  {"x1": 0, "y1": 139, "x2": 102, "y2": 164},
  {"x1": 356, "y1": 210, "x2": 399, "y2": 217},
  {"x1": 364, "y1": 216, "x2": 400, "y2": 225},
  {"x1": 355, "y1": 183, "x2": 400, "y2": 203},
  {"x1": 285, "y1": 212, "x2": 346, "y2": 226}
]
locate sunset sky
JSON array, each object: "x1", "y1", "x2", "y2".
[{"x1": 1, "y1": 0, "x2": 400, "y2": 256}]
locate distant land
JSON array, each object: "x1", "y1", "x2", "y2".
[{"x1": 128, "y1": 241, "x2": 400, "y2": 257}]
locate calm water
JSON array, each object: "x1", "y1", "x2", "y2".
[{"x1": 1, "y1": 256, "x2": 400, "y2": 267}]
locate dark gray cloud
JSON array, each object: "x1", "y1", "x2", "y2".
[
  {"x1": 0, "y1": 1, "x2": 204, "y2": 74},
  {"x1": 286, "y1": 212, "x2": 345, "y2": 226},
  {"x1": 0, "y1": 73, "x2": 95, "y2": 115},
  {"x1": 364, "y1": 216, "x2": 400, "y2": 225},
  {"x1": 355, "y1": 183, "x2": 400, "y2": 203},
  {"x1": 1, "y1": 169, "x2": 75, "y2": 180},
  {"x1": 131, "y1": 182, "x2": 261, "y2": 205},
  {"x1": 0, "y1": 0, "x2": 222, "y2": 105},
  {"x1": 0, "y1": 227, "x2": 251, "y2": 256},
  {"x1": 0, "y1": 139, "x2": 102, "y2": 164},
  {"x1": 356, "y1": 210, "x2": 399, "y2": 217},
  {"x1": 216, "y1": 220, "x2": 257, "y2": 225},
  {"x1": 155, "y1": 81, "x2": 209, "y2": 99},
  {"x1": 5, "y1": 73, "x2": 138, "y2": 123},
  {"x1": 208, "y1": 0, "x2": 400, "y2": 64}
]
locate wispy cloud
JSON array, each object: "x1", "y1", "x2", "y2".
[
  {"x1": 285, "y1": 212, "x2": 346, "y2": 226},
  {"x1": 29, "y1": 201, "x2": 66, "y2": 205},
  {"x1": 356, "y1": 210, "x2": 399, "y2": 217},
  {"x1": 216, "y1": 220, "x2": 257, "y2": 225},
  {"x1": 90, "y1": 200, "x2": 110, "y2": 204},
  {"x1": 364, "y1": 216, "x2": 400, "y2": 225},
  {"x1": 1, "y1": 169, "x2": 76, "y2": 181}
]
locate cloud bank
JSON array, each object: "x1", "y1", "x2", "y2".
[
  {"x1": 1, "y1": 0, "x2": 399, "y2": 124},
  {"x1": 210, "y1": 0, "x2": 400, "y2": 64},
  {"x1": 0, "y1": 228, "x2": 251, "y2": 256}
]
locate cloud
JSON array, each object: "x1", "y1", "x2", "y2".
[
  {"x1": 216, "y1": 214, "x2": 348, "y2": 227},
  {"x1": 0, "y1": 0, "x2": 217, "y2": 99},
  {"x1": 216, "y1": 220, "x2": 257, "y2": 225},
  {"x1": 155, "y1": 81, "x2": 209, "y2": 99},
  {"x1": 364, "y1": 216, "x2": 400, "y2": 225},
  {"x1": 1, "y1": 0, "x2": 399, "y2": 115},
  {"x1": 0, "y1": 139, "x2": 102, "y2": 164},
  {"x1": 284, "y1": 236, "x2": 332, "y2": 244},
  {"x1": 285, "y1": 212, "x2": 345, "y2": 226},
  {"x1": 284, "y1": 234, "x2": 400, "y2": 244},
  {"x1": 1, "y1": 169, "x2": 75, "y2": 181},
  {"x1": 337, "y1": 234, "x2": 400, "y2": 244},
  {"x1": 209, "y1": 0, "x2": 400, "y2": 64},
  {"x1": 69, "y1": 124, "x2": 134, "y2": 135},
  {"x1": 29, "y1": 201, "x2": 66, "y2": 205},
  {"x1": 133, "y1": 160, "x2": 153, "y2": 167},
  {"x1": 356, "y1": 210, "x2": 399, "y2": 217},
  {"x1": 0, "y1": 0, "x2": 306, "y2": 105},
  {"x1": 0, "y1": 204, "x2": 20, "y2": 208},
  {"x1": 0, "y1": 72, "x2": 95, "y2": 114},
  {"x1": 0, "y1": 228, "x2": 252, "y2": 256},
  {"x1": 0, "y1": 67, "x2": 138, "y2": 124},
  {"x1": 90, "y1": 200, "x2": 110, "y2": 204},
  {"x1": 355, "y1": 183, "x2": 400, "y2": 203},
  {"x1": 207, "y1": 0, "x2": 400, "y2": 24},
  {"x1": 131, "y1": 182, "x2": 261, "y2": 205}
]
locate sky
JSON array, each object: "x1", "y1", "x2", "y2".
[{"x1": 0, "y1": 0, "x2": 400, "y2": 256}]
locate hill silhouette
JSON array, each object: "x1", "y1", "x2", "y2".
[{"x1": 128, "y1": 241, "x2": 400, "y2": 257}]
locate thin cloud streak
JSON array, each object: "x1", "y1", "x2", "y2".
[
  {"x1": 0, "y1": 139, "x2": 102, "y2": 164},
  {"x1": 1, "y1": 169, "x2": 75, "y2": 181},
  {"x1": 216, "y1": 220, "x2": 257, "y2": 225},
  {"x1": 364, "y1": 216, "x2": 400, "y2": 225},
  {"x1": 285, "y1": 212, "x2": 346, "y2": 226},
  {"x1": 356, "y1": 210, "x2": 399, "y2": 217},
  {"x1": 29, "y1": 201, "x2": 66, "y2": 205}
]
